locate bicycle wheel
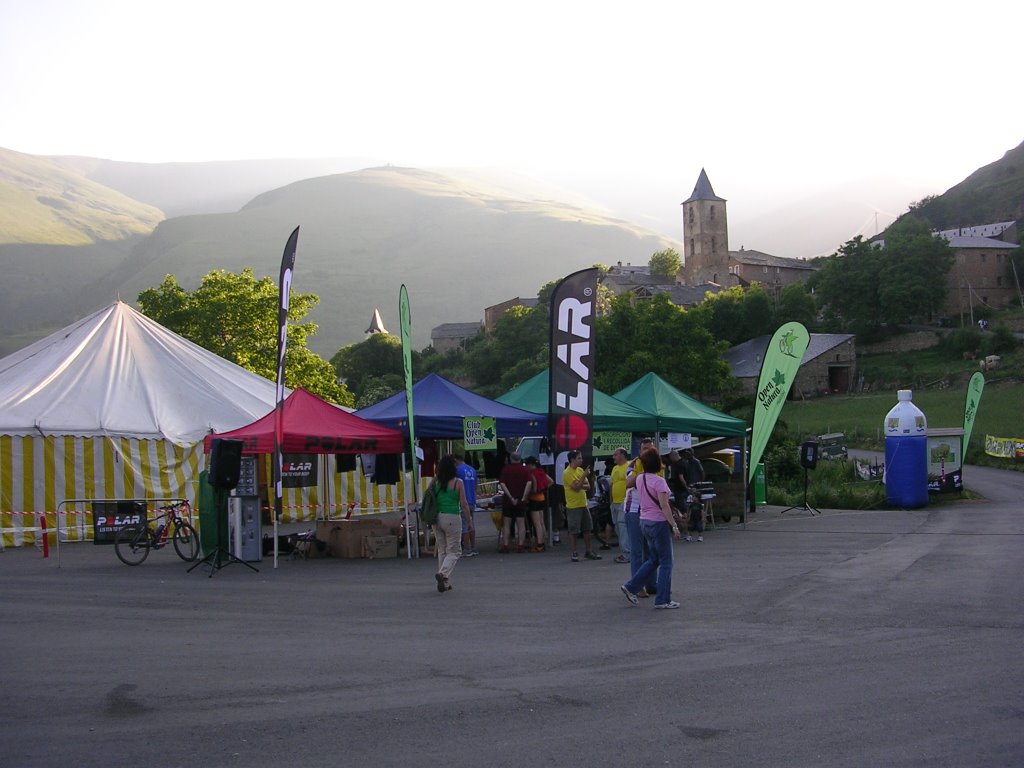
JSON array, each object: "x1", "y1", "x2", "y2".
[
  {"x1": 114, "y1": 524, "x2": 151, "y2": 566},
  {"x1": 172, "y1": 521, "x2": 199, "y2": 562}
]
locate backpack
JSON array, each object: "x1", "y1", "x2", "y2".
[{"x1": 420, "y1": 482, "x2": 440, "y2": 525}]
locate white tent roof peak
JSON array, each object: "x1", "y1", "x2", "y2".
[{"x1": 0, "y1": 301, "x2": 280, "y2": 445}]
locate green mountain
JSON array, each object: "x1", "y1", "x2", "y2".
[
  {"x1": 0, "y1": 147, "x2": 163, "y2": 245},
  {"x1": 107, "y1": 167, "x2": 681, "y2": 353},
  {"x1": 893, "y1": 139, "x2": 1024, "y2": 231},
  {"x1": 0, "y1": 163, "x2": 679, "y2": 355}
]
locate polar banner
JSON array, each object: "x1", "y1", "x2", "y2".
[{"x1": 548, "y1": 268, "x2": 597, "y2": 456}]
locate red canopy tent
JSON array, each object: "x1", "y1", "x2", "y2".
[
  {"x1": 203, "y1": 388, "x2": 404, "y2": 455},
  {"x1": 203, "y1": 389, "x2": 409, "y2": 566}
]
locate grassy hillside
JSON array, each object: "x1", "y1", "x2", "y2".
[
  {"x1": 770, "y1": 344, "x2": 1019, "y2": 468},
  {"x1": 0, "y1": 148, "x2": 164, "y2": 245},
  {"x1": 891, "y1": 138, "x2": 1024, "y2": 230},
  {"x1": 101, "y1": 167, "x2": 681, "y2": 353}
]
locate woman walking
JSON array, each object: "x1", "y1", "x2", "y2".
[
  {"x1": 620, "y1": 448, "x2": 682, "y2": 609},
  {"x1": 432, "y1": 454, "x2": 473, "y2": 593}
]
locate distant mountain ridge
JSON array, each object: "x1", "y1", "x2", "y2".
[
  {"x1": 0, "y1": 155, "x2": 679, "y2": 355},
  {"x1": 2, "y1": 141, "x2": 1021, "y2": 358}
]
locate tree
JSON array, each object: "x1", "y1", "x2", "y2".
[
  {"x1": 594, "y1": 293, "x2": 733, "y2": 398},
  {"x1": 810, "y1": 236, "x2": 884, "y2": 335},
  {"x1": 692, "y1": 284, "x2": 776, "y2": 345},
  {"x1": 777, "y1": 282, "x2": 817, "y2": 329},
  {"x1": 876, "y1": 217, "x2": 953, "y2": 324},
  {"x1": 331, "y1": 333, "x2": 408, "y2": 405},
  {"x1": 138, "y1": 269, "x2": 353, "y2": 405},
  {"x1": 649, "y1": 248, "x2": 682, "y2": 278}
]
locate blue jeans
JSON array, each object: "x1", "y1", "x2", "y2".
[
  {"x1": 624, "y1": 511, "x2": 656, "y2": 593},
  {"x1": 624, "y1": 520, "x2": 674, "y2": 605}
]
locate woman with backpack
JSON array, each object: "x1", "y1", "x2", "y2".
[{"x1": 430, "y1": 454, "x2": 473, "y2": 593}]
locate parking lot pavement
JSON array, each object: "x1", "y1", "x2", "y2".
[{"x1": 2, "y1": 482, "x2": 1023, "y2": 767}]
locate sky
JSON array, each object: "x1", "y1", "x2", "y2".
[{"x1": 2, "y1": 0, "x2": 1022, "y2": 256}]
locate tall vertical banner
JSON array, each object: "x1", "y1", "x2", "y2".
[
  {"x1": 549, "y1": 268, "x2": 597, "y2": 456},
  {"x1": 399, "y1": 284, "x2": 417, "y2": 478},
  {"x1": 962, "y1": 371, "x2": 985, "y2": 449},
  {"x1": 399, "y1": 285, "x2": 417, "y2": 559},
  {"x1": 273, "y1": 226, "x2": 299, "y2": 568},
  {"x1": 748, "y1": 321, "x2": 809, "y2": 484}
]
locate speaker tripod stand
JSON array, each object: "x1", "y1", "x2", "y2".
[
  {"x1": 187, "y1": 487, "x2": 259, "y2": 578},
  {"x1": 780, "y1": 466, "x2": 820, "y2": 516}
]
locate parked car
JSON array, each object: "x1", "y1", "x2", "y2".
[{"x1": 817, "y1": 432, "x2": 848, "y2": 460}]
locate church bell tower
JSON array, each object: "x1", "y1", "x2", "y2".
[{"x1": 681, "y1": 169, "x2": 729, "y2": 286}]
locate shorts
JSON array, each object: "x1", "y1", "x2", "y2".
[
  {"x1": 502, "y1": 500, "x2": 527, "y2": 519},
  {"x1": 550, "y1": 484, "x2": 565, "y2": 508},
  {"x1": 527, "y1": 498, "x2": 546, "y2": 514},
  {"x1": 566, "y1": 506, "x2": 592, "y2": 536}
]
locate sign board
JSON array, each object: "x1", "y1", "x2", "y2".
[
  {"x1": 591, "y1": 432, "x2": 631, "y2": 455},
  {"x1": 927, "y1": 428, "x2": 963, "y2": 493},
  {"x1": 282, "y1": 453, "x2": 318, "y2": 488},
  {"x1": 658, "y1": 432, "x2": 692, "y2": 453},
  {"x1": 463, "y1": 417, "x2": 497, "y2": 451},
  {"x1": 92, "y1": 501, "x2": 147, "y2": 544}
]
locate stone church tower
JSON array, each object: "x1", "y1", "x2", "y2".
[{"x1": 681, "y1": 169, "x2": 729, "y2": 286}]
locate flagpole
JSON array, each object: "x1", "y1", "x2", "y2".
[
  {"x1": 273, "y1": 227, "x2": 299, "y2": 570},
  {"x1": 399, "y1": 285, "x2": 418, "y2": 558}
]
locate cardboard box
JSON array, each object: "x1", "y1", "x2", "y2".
[
  {"x1": 325, "y1": 519, "x2": 390, "y2": 558},
  {"x1": 362, "y1": 534, "x2": 398, "y2": 559}
]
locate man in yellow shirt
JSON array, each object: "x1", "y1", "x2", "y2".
[
  {"x1": 609, "y1": 447, "x2": 630, "y2": 564},
  {"x1": 563, "y1": 450, "x2": 601, "y2": 563}
]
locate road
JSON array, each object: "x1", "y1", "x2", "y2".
[{"x1": 1, "y1": 462, "x2": 1022, "y2": 767}]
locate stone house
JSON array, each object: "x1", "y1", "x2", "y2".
[
  {"x1": 727, "y1": 248, "x2": 819, "y2": 303},
  {"x1": 938, "y1": 228, "x2": 1020, "y2": 319},
  {"x1": 430, "y1": 322, "x2": 482, "y2": 353},
  {"x1": 483, "y1": 297, "x2": 538, "y2": 332},
  {"x1": 723, "y1": 333, "x2": 857, "y2": 398}
]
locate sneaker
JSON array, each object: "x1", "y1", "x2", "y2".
[
  {"x1": 599, "y1": 544, "x2": 612, "y2": 550},
  {"x1": 553, "y1": 534, "x2": 561, "y2": 544},
  {"x1": 655, "y1": 601, "x2": 681, "y2": 610},
  {"x1": 685, "y1": 535, "x2": 693, "y2": 542},
  {"x1": 571, "y1": 552, "x2": 579, "y2": 562},
  {"x1": 697, "y1": 535, "x2": 704, "y2": 542},
  {"x1": 584, "y1": 551, "x2": 602, "y2": 561},
  {"x1": 613, "y1": 555, "x2": 629, "y2": 564},
  {"x1": 637, "y1": 589, "x2": 652, "y2": 599},
  {"x1": 463, "y1": 549, "x2": 479, "y2": 557},
  {"x1": 435, "y1": 573, "x2": 447, "y2": 593},
  {"x1": 620, "y1": 585, "x2": 639, "y2": 606}
]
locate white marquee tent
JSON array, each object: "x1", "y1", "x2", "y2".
[{"x1": 0, "y1": 302, "x2": 281, "y2": 547}]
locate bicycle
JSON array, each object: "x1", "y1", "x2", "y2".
[{"x1": 114, "y1": 500, "x2": 199, "y2": 566}]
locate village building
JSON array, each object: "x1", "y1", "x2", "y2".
[
  {"x1": 723, "y1": 333, "x2": 857, "y2": 398},
  {"x1": 430, "y1": 322, "x2": 483, "y2": 353}
]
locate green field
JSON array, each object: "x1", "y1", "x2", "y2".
[{"x1": 779, "y1": 380, "x2": 1022, "y2": 467}]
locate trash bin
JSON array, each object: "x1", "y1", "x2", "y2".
[
  {"x1": 197, "y1": 470, "x2": 217, "y2": 557},
  {"x1": 753, "y1": 463, "x2": 767, "y2": 505}
]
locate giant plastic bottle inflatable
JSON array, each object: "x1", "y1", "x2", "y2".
[{"x1": 884, "y1": 389, "x2": 928, "y2": 508}]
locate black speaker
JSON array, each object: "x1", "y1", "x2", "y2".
[
  {"x1": 208, "y1": 438, "x2": 244, "y2": 490},
  {"x1": 800, "y1": 441, "x2": 819, "y2": 470}
]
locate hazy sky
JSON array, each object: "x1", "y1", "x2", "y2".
[{"x1": 3, "y1": 0, "x2": 1022, "y2": 255}]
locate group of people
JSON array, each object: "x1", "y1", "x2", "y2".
[{"x1": 428, "y1": 440, "x2": 705, "y2": 611}]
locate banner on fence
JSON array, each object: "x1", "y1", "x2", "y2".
[{"x1": 984, "y1": 435, "x2": 1024, "y2": 459}]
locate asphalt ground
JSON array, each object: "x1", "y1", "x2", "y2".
[{"x1": 1, "y1": 463, "x2": 1022, "y2": 768}]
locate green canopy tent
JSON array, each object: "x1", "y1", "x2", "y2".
[
  {"x1": 616, "y1": 372, "x2": 750, "y2": 524},
  {"x1": 496, "y1": 369, "x2": 659, "y2": 433},
  {"x1": 613, "y1": 372, "x2": 747, "y2": 437}
]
